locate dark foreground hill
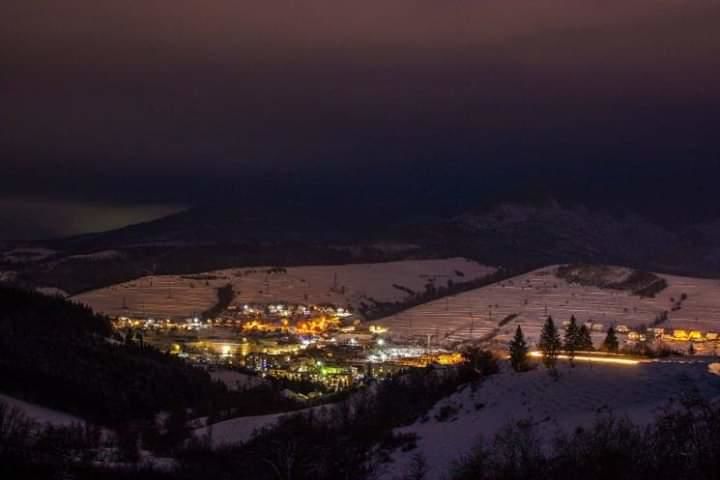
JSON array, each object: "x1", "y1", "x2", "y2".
[
  {"x1": 0, "y1": 287, "x2": 226, "y2": 424},
  {"x1": 0, "y1": 287, "x2": 305, "y2": 426}
]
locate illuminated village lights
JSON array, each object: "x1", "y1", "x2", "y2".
[
  {"x1": 110, "y1": 302, "x2": 471, "y2": 391},
  {"x1": 369, "y1": 325, "x2": 388, "y2": 335},
  {"x1": 436, "y1": 352, "x2": 464, "y2": 365}
]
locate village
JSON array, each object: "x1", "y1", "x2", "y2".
[
  {"x1": 113, "y1": 302, "x2": 465, "y2": 395},
  {"x1": 111, "y1": 291, "x2": 720, "y2": 401}
]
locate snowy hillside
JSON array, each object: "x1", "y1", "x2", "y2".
[
  {"x1": 383, "y1": 360, "x2": 720, "y2": 480},
  {"x1": 193, "y1": 403, "x2": 333, "y2": 448},
  {"x1": 373, "y1": 266, "x2": 720, "y2": 345},
  {"x1": 73, "y1": 258, "x2": 495, "y2": 318},
  {"x1": 0, "y1": 393, "x2": 82, "y2": 428},
  {"x1": 193, "y1": 411, "x2": 292, "y2": 448}
]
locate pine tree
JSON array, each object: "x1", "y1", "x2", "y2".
[
  {"x1": 509, "y1": 325, "x2": 529, "y2": 372},
  {"x1": 577, "y1": 324, "x2": 594, "y2": 351},
  {"x1": 603, "y1": 326, "x2": 619, "y2": 353},
  {"x1": 564, "y1": 315, "x2": 580, "y2": 367},
  {"x1": 539, "y1": 316, "x2": 561, "y2": 371}
]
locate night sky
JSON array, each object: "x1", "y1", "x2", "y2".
[{"x1": 2, "y1": 1, "x2": 720, "y2": 239}]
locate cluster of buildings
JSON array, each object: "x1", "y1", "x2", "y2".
[
  {"x1": 113, "y1": 302, "x2": 465, "y2": 393},
  {"x1": 616, "y1": 324, "x2": 719, "y2": 344}
]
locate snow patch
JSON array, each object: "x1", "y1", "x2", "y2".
[
  {"x1": 2, "y1": 248, "x2": 56, "y2": 264},
  {"x1": 36, "y1": 286, "x2": 69, "y2": 298},
  {"x1": 61, "y1": 250, "x2": 124, "y2": 262}
]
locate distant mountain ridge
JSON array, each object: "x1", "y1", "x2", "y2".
[
  {"x1": 2, "y1": 202, "x2": 720, "y2": 294},
  {"x1": 373, "y1": 203, "x2": 720, "y2": 277}
]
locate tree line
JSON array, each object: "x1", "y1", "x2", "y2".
[
  {"x1": 509, "y1": 315, "x2": 620, "y2": 374},
  {"x1": 451, "y1": 395, "x2": 720, "y2": 480}
]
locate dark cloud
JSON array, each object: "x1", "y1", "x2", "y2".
[{"x1": 1, "y1": 1, "x2": 720, "y2": 238}]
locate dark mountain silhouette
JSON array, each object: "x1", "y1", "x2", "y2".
[{"x1": 3, "y1": 198, "x2": 720, "y2": 295}]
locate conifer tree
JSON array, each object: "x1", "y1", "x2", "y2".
[
  {"x1": 539, "y1": 316, "x2": 561, "y2": 372},
  {"x1": 603, "y1": 326, "x2": 620, "y2": 353},
  {"x1": 509, "y1": 325, "x2": 529, "y2": 372},
  {"x1": 577, "y1": 324, "x2": 594, "y2": 351},
  {"x1": 564, "y1": 315, "x2": 580, "y2": 366}
]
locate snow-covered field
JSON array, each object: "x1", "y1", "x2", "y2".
[
  {"x1": 73, "y1": 258, "x2": 495, "y2": 319},
  {"x1": 0, "y1": 393, "x2": 82, "y2": 428},
  {"x1": 373, "y1": 266, "x2": 720, "y2": 345},
  {"x1": 384, "y1": 360, "x2": 720, "y2": 480}
]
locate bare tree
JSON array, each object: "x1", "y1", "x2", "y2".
[
  {"x1": 263, "y1": 439, "x2": 298, "y2": 480},
  {"x1": 0, "y1": 401, "x2": 33, "y2": 457},
  {"x1": 402, "y1": 453, "x2": 429, "y2": 480}
]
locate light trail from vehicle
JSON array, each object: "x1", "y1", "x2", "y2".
[{"x1": 528, "y1": 351, "x2": 642, "y2": 366}]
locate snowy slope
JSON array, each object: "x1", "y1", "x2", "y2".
[
  {"x1": 0, "y1": 393, "x2": 82, "y2": 427},
  {"x1": 373, "y1": 266, "x2": 720, "y2": 345},
  {"x1": 193, "y1": 405, "x2": 332, "y2": 448},
  {"x1": 384, "y1": 360, "x2": 720, "y2": 480},
  {"x1": 73, "y1": 258, "x2": 495, "y2": 318},
  {"x1": 193, "y1": 411, "x2": 290, "y2": 448}
]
